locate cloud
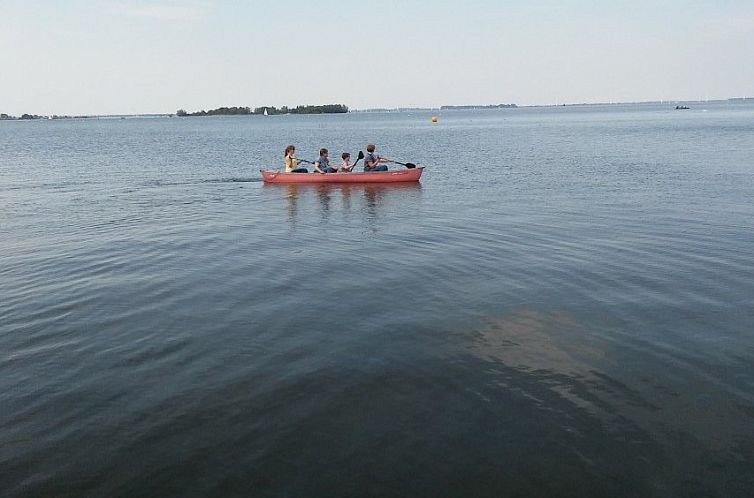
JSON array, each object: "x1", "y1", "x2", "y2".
[{"x1": 110, "y1": 1, "x2": 209, "y2": 22}]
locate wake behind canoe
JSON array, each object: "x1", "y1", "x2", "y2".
[{"x1": 260, "y1": 167, "x2": 424, "y2": 184}]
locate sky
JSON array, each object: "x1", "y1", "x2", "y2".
[{"x1": 1, "y1": 0, "x2": 753, "y2": 115}]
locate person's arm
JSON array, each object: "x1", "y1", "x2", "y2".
[{"x1": 313, "y1": 160, "x2": 323, "y2": 173}]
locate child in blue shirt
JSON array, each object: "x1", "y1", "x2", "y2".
[
  {"x1": 363, "y1": 144, "x2": 388, "y2": 171},
  {"x1": 314, "y1": 148, "x2": 338, "y2": 174}
]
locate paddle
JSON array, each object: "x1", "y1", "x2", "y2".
[
  {"x1": 386, "y1": 159, "x2": 417, "y2": 169},
  {"x1": 348, "y1": 151, "x2": 364, "y2": 171}
]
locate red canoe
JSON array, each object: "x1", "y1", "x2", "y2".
[{"x1": 260, "y1": 167, "x2": 424, "y2": 184}]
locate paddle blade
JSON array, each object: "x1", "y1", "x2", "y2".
[
  {"x1": 404, "y1": 162, "x2": 416, "y2": 169},
  {"x1": 352, "y1": 151, "x2": 364, "y2": 167}
]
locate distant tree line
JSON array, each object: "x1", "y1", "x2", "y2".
[
  {"x1": 176, "y1": 104, "x2": 349, "y2": 117},
  {"x1": 176, "y1": 107, "x2": 251, "y2": 117},
  {"x1": 440, "y1": 104, "x2": 518, "y2": 110},
  {"x1": 1, "y1": 113, "x2": 46, "y2": 120},
  {"x1": 1, "y1": 113, "x2": 87, "y2": 120},
  {"x1": 275, "y1": 104, "x2": 349, "y2": 114}
]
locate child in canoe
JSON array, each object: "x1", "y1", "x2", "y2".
[
  {"x1": 364, "y1": 144, "x2": 388, "y2": 171},
  {"x1": 314, "y1": 148, "x2": 338, "y2": 174},
  {"x1": 340, "y1": 152, "x2": 353, "y2": 172},
  {"x1": 284, "y1": 145, "x2": 308, "y2": 173}
]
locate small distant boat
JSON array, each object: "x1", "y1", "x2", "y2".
[
  {"x1": 261, "y1": 168, "x2": 424, "y2": 184},
  {"x1": 675, "y1": 105, "x2": 690, "y2": 110},
  {"x1": 263, "y1": 108, "x2": 268, "y2": 116}
]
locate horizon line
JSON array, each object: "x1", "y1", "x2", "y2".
[{"x1": 2, "y1": 97, "x2": 753, "y2": 119}]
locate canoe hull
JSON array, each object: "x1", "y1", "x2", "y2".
[{"x1": 261, "y1": 167, "x2": 424, "y2": 184}]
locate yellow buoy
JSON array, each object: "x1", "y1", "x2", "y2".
[{"x1": 431, "y1": 116, "x2": 438, "y2": 123}]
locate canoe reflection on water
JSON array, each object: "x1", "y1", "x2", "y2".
[{"x1": 264, "y1": 182, "x2": 422, "y2": 226}]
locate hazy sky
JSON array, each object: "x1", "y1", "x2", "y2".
[{"x1": 1, "y1": 0, "x2": 753, "y2": 115}]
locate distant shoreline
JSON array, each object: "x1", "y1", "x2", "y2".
[
  {"x1": 2, "y1": 98, "x2": 752, "y2": 120},
  {"x1": 176, "y1": 104, "x2": 348, "y2": 117},
  {"x1": 0, "y1": 113, "x2": 172, "y2": 121},
  {"x1": 441, "y1": 104, "x2": 517, "y2": 110}
]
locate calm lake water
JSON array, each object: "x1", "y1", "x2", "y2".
[{"x1": 2, "y1": 103, "x2": 754, "y2": 497}]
